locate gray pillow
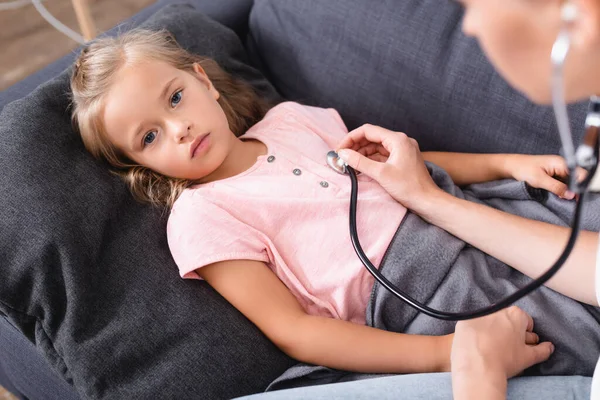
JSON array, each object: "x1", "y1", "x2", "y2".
[
  {"x1": 0, "y1": 3, "x2": 292, "y2": 399},
  {"x1": 249, "y1": 0, "x2": 589, "y2": 154}
]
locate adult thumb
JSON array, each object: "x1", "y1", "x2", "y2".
[{"x1": 338, "y1": 149, "x2": 382, "y2": 177}]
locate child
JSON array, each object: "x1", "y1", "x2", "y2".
[{"x1": 70, "y1": 29, "x2": 599, "y2": 376}]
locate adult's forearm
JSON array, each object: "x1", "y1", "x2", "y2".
[
  {"x1": 284, "y1": 315, "x2": 452, "y2": 374},
  {"x1": 413, "y1": 190, "x2": 598, "y2": 306}
]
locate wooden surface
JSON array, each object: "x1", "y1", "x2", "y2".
[
  {"x1": 71, "y1": 0, "x2": 98, "y2": 41},
  {"x1": 0, "y1": 0, "x2": 155, "y2": 91},
  {"x1": 0, "y1": 387, "x2": 16, "y2": 400},
  {"x1": 0, "y1": 1, "x2": 156, "y2": 396}
]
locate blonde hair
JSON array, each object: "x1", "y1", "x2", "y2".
[{"x1": 70, "y1": 29, "x2": 272, "y2": 210}]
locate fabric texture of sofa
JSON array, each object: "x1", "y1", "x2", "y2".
[{"x1": 0, "y1": 0, "x2": 593, "y2": 399}]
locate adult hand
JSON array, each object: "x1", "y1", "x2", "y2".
[
  {"x1": 336, "y1": 124, "x2": 441, "y2": 209},
  {"x1": 503, "y1": 154, "x2": 587, "y2": 200},
  {"x1": 451, "y1": 306, "x2": 555, "y2": 400}
]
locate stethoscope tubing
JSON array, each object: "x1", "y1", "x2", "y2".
[{"x1": 347, "y1": 165, "x2": 588, "y2": 321}]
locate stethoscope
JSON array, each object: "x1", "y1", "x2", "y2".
[{"x1": 326, "y1": 7, "x2": 600, "y2": 321}]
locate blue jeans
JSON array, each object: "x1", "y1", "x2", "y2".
[{"x1": 236, "y1": 373, "x2": 591, "y2": 400}]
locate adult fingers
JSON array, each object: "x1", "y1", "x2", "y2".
[
  {"x1": 357, "y1": 143, "x2": 388, "y2": 157},
  {"x1": 508, "y1": 305, "x2": 534, "y2": 332},
  {"x1": 369, "y1": 153, "x2": 389, "y2": 163},
  {"x1": 337, "y1": 135, "x2": 369, "y2": 152},
  {"x1": 522, "y1": 308, "x2": 534, "y2": 332},
  {"x1": 337, "y1": 148, "x2": 384, "y2": 178},
  {"x1": 344, "y1": 124, "x2": 400, "y2": 150},
  {"x1": 525, "y1": 332, "x2": 539, "y2": 345},
  {"x1": 524, "y1": 342, "x2": 555, "y2": 372},
  {"x1": 355, "y1": 152, "x2": 388, "y2": 163}
]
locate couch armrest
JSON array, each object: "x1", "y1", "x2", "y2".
[{"x1": 0, "y1": 315, "x2": 80, "y2": 400}]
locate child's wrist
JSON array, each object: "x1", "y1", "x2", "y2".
[
  {"x1": 494, "y1": 154, "x2": 516, "y2": 179},
  {"x1": 436, "y1": 334, "x2": 454, "y2": 372}
]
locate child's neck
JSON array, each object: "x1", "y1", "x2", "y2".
[{"x1": 199, "y1": 136, "x2": 267, "y2": 183}]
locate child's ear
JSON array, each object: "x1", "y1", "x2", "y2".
[{"x1": 192, "y1": 63, "x2": 220, "y2": 100}]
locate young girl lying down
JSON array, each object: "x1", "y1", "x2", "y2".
[{"x1": 70, "y1": 29, "x2": 600, "y2": 377}]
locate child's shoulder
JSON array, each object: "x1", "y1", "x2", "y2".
[
  {"x1": 266, "y1": 101, "x2": 341, "y2": 119},
  {"x1": 259, "y1": 101, "x2": 347, "y2": 134},
  {"x1": 169, "y1": 187, "x2": 210, "y2": 215},
  {"x1": 168, "y1": 189, "x2": 229, "y2": 230}
]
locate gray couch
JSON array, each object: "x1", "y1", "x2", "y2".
[{"x1": 0, "y1": 0, "x2": 593, "y2": 399}]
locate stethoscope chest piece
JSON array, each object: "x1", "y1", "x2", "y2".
[{"x1": 326, "y1": 150, "x2": 348, "y2": 175}]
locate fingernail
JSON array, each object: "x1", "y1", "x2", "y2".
[
  {"x1": 550, "y1": 344, "x2": 555, "y2": 354},
  {"x1": 337, "y1": 149, "x2": 349, "y2": 161},
  {"x1": 564, "y1": 190, "x2": 575, "y2": 200}
]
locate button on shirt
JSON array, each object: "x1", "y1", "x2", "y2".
[{"x1": 167, "y1": 102, "x2": 407, "y2": 324}]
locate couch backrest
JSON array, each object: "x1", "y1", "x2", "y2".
[{"x1": 249, "y1": 0, "x2": 589, "y2": 155}]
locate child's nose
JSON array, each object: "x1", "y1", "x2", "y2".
[{"x1": 168, "y1": 120, "x2": 192, "y2": 142}]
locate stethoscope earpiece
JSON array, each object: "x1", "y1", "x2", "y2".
[{"x1": 561, "y1": 1, "x2": 579, "y2": 24}]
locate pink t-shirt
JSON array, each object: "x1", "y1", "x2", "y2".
[{"x1": 167, "y1": 102, "x2": 407, "y2": 324}]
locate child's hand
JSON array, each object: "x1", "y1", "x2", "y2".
[{"x1": 504, "y1": 154, "x2": 586, "y2": 200}]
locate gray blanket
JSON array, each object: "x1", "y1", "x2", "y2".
[{"x1": 267, "y1": 162, "x2": 600, "y2": 391}]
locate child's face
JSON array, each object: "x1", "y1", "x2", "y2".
[{"x1": 102, "y1": 60, "x2": 234, "y2": 180}]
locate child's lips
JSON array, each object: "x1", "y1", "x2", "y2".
[{"x1": 191, "y1": 133, "x2": 210, "y2": 158}]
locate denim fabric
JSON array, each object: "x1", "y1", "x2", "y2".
[
  {"x1": 236, "y1": 373, "x2": 592, "y2": 400},
  {"x1": 0, "y1": 3, "x2": 291, "y2": 399},
  {"x1": 249, "y1": 0, "x2": 589, "y2": 155}
]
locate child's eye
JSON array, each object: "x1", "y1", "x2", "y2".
[
  {"x1": 143, "y1": 131, "x2": 157, "y2": 147},
  {"x1": 170, "y1": 90, "x2": 183, "y2": 107}
]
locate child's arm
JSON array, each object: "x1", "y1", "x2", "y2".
[
  {"x1": 422, "y1": 152, "x2": 577, "y2": 196},
  {"x1": 422, "y1": 152, "x2": 508, "y2": 185},
  {"x1": 199, "y1": 259, "x2": 453, "y2": 374}
]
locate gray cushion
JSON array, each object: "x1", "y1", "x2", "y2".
[
  {"x1": 249, "y1": 0, "x2": 589, "y2": 154},
  {"x1": 0, "y1": 3, "x2": 292, "y2": 399}
]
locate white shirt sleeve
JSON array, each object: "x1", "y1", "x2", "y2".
[
  {"x1": 593, "y1": 236, "x2": 600, "y2": 400},
  {"x1": 596, "y1": 236, "x2": 600, "y2": 307}
]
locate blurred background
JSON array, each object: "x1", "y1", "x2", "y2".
[{"x1": 0, "y1": 0, "x2": 154, "y2": 91}]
